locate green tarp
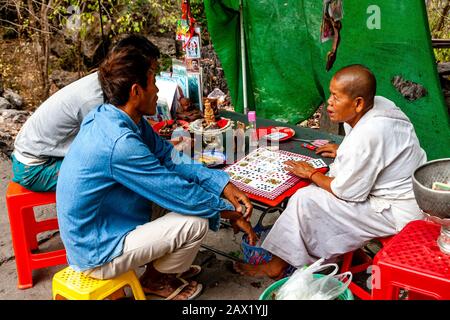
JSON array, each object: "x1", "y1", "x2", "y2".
[{"x1": 204, "y1": 0, "x2": 450, "y2": 160}]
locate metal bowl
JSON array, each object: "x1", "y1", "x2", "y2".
[{"x1": 412, "y1": 158, "x2": 450, "y2": 220}]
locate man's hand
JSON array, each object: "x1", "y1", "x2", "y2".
[
  {"x1": 284, "y1": 160, "x2": 315, "y2": 179},
  {"x1": 222, "y1": 183, "x2": 253, "y2": 221},
  {"x1": 169, "y1": 136, "x2": 192, "y2": 146},
  {"x1": 315, "y1": 143, "x2": 339, "y2": 158},
  {"x1": 221, "y1": 210, "x2": 258, "y2": 246},
  {"x1": 232, "y1": 217, "x2": 258, "y2": 246},
  {"x1": 169, "y1": 136, "x2": 193, "y2": 153},
  {"x1": 168, "y1": 136, "x2": 184, "y2": 146}
]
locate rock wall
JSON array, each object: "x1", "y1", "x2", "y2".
[
  {"x1": 0, "y1": 34, "x2": 231, "y2": 158},
  {"x1": 0, "y1": 76, "x2": 30, "y2": 158}
]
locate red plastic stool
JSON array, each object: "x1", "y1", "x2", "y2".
[
  {"x1": 340, "y1": 236, "x2": 393, "y2": 300},
  {"x1": 5, "y1": 182, "x2": 67, "y2": 289},
  {"x1": 371, "y1": 220, "x2": 450, "y2": 300}
]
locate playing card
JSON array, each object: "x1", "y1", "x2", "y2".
[{"x1": 224, "y1": 147, "x2": 326, "y2": 199}]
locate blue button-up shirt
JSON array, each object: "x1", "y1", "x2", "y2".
[{"x1": 56, "y1": 104, "x2": 233, "y2": 271}]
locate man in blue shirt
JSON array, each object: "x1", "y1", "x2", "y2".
[
  {"x1": 12, "y1": 34, "x2": 187, "y2": 192},
  {"x1": 56, "y1": 37, "x2": 256, "y2": 300}
]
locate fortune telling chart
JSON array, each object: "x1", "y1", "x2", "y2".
[{"x1": 224, "y1": 148, "x2": 327, "y2": 200}]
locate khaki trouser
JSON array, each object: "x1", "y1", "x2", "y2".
[{"x1": 83, "y1": 206, "x2": 209, "y2": 280}]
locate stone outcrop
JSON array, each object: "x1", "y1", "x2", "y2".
[
  {"x1": 0, "y1": 97, "x2": 12, "y2": 110},
  {"x1": 2, "y1": 88, "x2": 24, "y2": 109},
  {"x1": 0, "y1": 87, "x2": 30, "y2": 157}
]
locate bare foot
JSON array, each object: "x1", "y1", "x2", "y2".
[
  {"x1": 234, "y1": 262, "x2": 270, "y2": 278},
  {"x1": 171, "y1": 281, "x2": 202, "y2": 300},
  {"x1": 234, "y1": 256, "x2": 289, "y2": 280}
]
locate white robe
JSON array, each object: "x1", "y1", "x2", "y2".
[{"x1": 262, "y1": 96, "x2": 427, "y2": 268}]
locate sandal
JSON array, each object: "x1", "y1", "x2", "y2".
[
  {"x1": 140, "y1": 265, "x2": 201, "y2": 285},
  {"x1": 165, "y1": 277, "x2": 203, "y2": 300},
  {"x1": 177, "y1": 265, "x2": 202, "y2": 279},
  {"x1": 144, "y1": 277, "x2": 203, "y2": 300}
]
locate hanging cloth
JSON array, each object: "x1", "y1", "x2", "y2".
[{"x1": 321, "y1": 0, "x2": 344, "y2": 71}]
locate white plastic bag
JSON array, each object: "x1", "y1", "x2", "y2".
[{"x1": 275, "y1": 258, "x2": 352, "y2": 300}]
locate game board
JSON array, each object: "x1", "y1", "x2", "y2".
[{"x1": 224, "y1": 148, "x2": 327, "y2": 200}]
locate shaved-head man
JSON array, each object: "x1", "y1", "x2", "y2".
[
  {"x1": 334, "y1": 64, "x2": 376, "y2": 103},
  {"x1": 235, "y1": 64, "x2": 427, "y2": 279}
]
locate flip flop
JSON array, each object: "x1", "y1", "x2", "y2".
[
  {"x1": 185, "y1": 282, "x2": 203, "y2": 300},
  {"x1": 177, "y1": 265, "x2": 202, "y2": 279},
  {"x1": 140, "y1": 265, "x2": 201, "y2": 285},
  {"x1": 166, "y1": 278, "x2": 203, "y2": 300},
  {"x1": 145, "y1": 277, "x2": 203, "y2": 300}
]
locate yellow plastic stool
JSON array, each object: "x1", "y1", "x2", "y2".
[{"x1": 52, "y1": 267, "x2": 146, "y2": 300}]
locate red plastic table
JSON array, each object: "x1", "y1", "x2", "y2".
[{"x1": 372, "y1": 220, "x2": 450, "y2": 300}]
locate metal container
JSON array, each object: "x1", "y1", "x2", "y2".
[
  {"x1": 412, "y1": 158, "x2": 450, "y2": 219},
  {"x1": 412, "y1": 158, "x2": 450, "y2": 254}
]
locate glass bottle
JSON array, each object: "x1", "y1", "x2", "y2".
[{"x1": 247, "y1": 111, "x2": 259, "y2": 152}]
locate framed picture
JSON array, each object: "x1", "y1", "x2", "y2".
[
  {"x1": 172, "y1": 74, "x2": 189, "y2": 99},
  {"x1": 185, "y1": 35, "x2": 201, "y2": 59},
  {"x1": 171, "y1": 59, "x2": 189, "y2": 98},
  {"x1": 146, "y1": 100, "x2": 171, "y2": 122},
  {"x1": 185, "y1": 58, "x2": 200, "y2": 72},
  {"x1": 188, "y1": 72, "x2": 203, "y2": 111},
  {"x1": 172, "y1": 58, "x2": 188, "y2": 77},
  {"x1": 159, "y1": 71, "x2": 172, "y2": 79},
  {"x1": 199, "y1": 66, "x2": 204, "y2": 98},
  {"x1": 155, "y1": 76, "x2": 179, "y2": 118}
]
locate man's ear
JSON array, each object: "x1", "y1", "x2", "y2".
[
  {"x1": 130, "y1": 83, "x2": 140, "y2": 98},
  {"x1": 354, "y1": 97, "x2": 365, "y2": 113}
]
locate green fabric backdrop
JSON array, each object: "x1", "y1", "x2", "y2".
[{"x1": 204, "y1": 0, "x2": 450, "y2": 160}]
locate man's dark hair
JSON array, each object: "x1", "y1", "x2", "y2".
[
  {"x1": 98, "y1": 35, "x2": 160, "y2": 107},
  {"x1": 334, "y1": 64, "x2": 377, "y2": 106},
  {"x1": 111, "y1": 34, "x2": 160, "y2": 58}
]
